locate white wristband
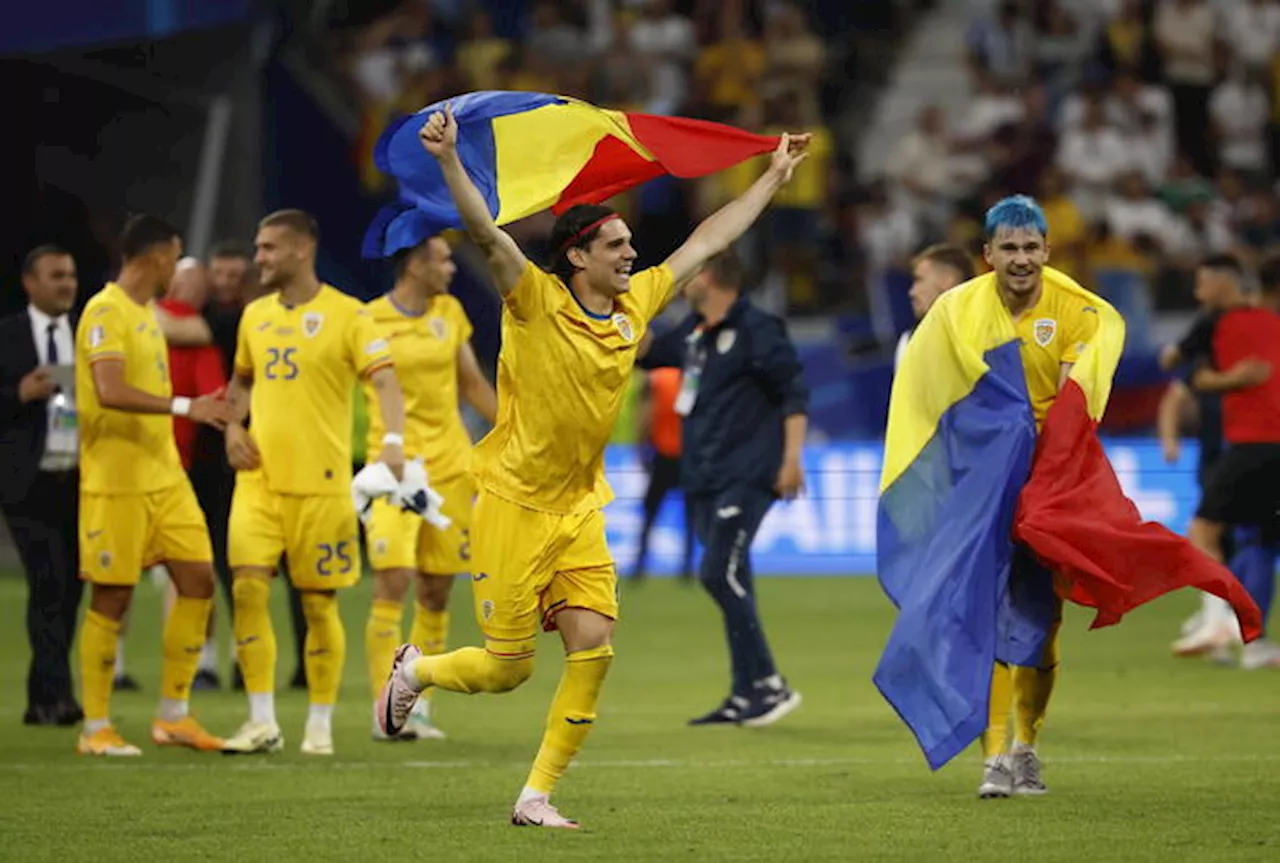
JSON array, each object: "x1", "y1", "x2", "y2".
[
  {"x1": 382, "y1": 432, "x2": 404, "y2": 447},
  {"x1": 171, "y1": 396, "x2": 192, "y2": 417}
]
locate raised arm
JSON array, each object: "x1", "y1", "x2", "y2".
[
  {"x1": 456, "y1": 342, "x2": 497, "y2": 424},
  {"x1": 154, "y1": 306, "x2": 213, "y2": 347},
  {"x1": 663, "y1": 132, "x2": 811, "y2": 290},
  {"x1": 419, "y1": 104, "x2": 528, "y2": 296}
]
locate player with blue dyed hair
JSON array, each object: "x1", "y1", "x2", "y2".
[{"x1": 973, "y1": 194, "x2": 1103, "y2": 799}]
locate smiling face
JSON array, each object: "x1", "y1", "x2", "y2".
[
  {"x1": 254, "y1": 224, "x2": 312, "y2": 290},
  {"x1": 567, "y1": 219, "x2": 638, "y2": 297},
  {"x1": 984, "y1": 225, "x2": 1049, "y2": 300}
]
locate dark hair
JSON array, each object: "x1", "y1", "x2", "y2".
[
  {"x1": 913, "y1": 243, "x2": 975, "y2": 283},
  {"x1": 703, "y1": 248, "x2": 746, "y2": 291},
  {"x1": 259, "y1": 209, "x2": 320, "y2": 242},
  {"x1": 1258, "y1": 254, "x2": 1280, "y2": 294},
  {"x1": 120, "y1": 214, "x2": 181, "y2": 261},
  {"x1": 1199, "y1": 253, "x2": 1243, "y2": 278},
  {"x1": 22, "y1": 244, "x2": 72, "y2": 275},
  {"x1": 546, "y1": 204, "x2": 617, "y2": 283},
  {"x1": 208, "y1": 239, "x2": 252, "y2": 261},
  {"x1": 392, "y1": 235, "x2": 441, "y2": 280}
]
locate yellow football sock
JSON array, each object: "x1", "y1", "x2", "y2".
[
  {"x1": 79, "y1": 609, "x2": 120, "y2": 723},
  {"x1": 160, "y1": 596, "x2": 212, "y2": 702},
  {"x1": 527, "y1": 644, "x2": 614, "y2": 795},
  {"x1": 407, "y1": 644, "x2": 534, "y2": 694},
  {"x1": 232, "y1": 577, "x2": 277, "y2": 695},
  {"x1": 410, "y1": 603, "x2": 449, "y2": 655},
  {"x1": 366, "y1": 598, "x2": 404, "y2": 700},
  {"x1": 1013, "y1": 623, "x2": 1061, "y2": 747},
  {"x1": 301, "y1": 592, "x2": 345, "y2": 706},
  {"x1": 982, "y1": 661, "x2": 1013, "y2": 759}
]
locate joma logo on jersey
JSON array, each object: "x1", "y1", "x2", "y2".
[{"x1": 1033, "y1": 318, "x2": 1056, "y2": 347}]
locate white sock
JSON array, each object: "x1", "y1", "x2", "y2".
[
  {"x1": 198, "y1": 639, "x2": 218, "y2": 673},
  {"x1": 114, "y1": 641, "x2": 126, "y2": 677},
  {"x1": 157, "y1": 698, "x2": 188, "y2": 722},
  {"x1": 84, "y1": 718, "x2": 110, "y2": 735},
  {"x1": 307, "y1": 703, "x2": 334, "y2": 733},
  {"x1": 516, "y1": 785, "x2": 547, "y2": 806},
  {"x1": 249, "y1": 692, "x2": 276, "y2": 726}
]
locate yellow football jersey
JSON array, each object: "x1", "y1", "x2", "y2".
[
  {"x1": 1009, "y1": 278, "x2": 1101, "y2": 426},
  {"x1": 234, "y1": 285, "x2": 393, "y2": 496},
  {"x1": 473, "y1": 262, "x2": 676, "y2": 514},
  {"x1": 75, "y1": 283, "x2": 185, "y2": 494},
  {"x1": 363, "y1": 293, "x2": 474, "y2": 481}
]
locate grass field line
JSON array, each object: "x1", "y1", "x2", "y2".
[{"x1": 4, "y1": 752, "x2": 1280, "y2": 773}]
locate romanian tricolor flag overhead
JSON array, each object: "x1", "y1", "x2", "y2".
[
  {"x1": 362, "y1": 90, "x2": 780, "y2": 258},
  {"x1": 874, "y1": 268, "x2": 1262, "y2": 771}
]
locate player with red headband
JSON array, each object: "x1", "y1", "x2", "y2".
[{"x1": 376, "y1": 104, "x2": 810, "y2": 829}]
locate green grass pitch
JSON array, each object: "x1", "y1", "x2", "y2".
[{"x1": 0, "y1": 573, "x2": 1277, "y2": 862}]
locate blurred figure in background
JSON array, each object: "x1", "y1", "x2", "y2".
[
  {"x1": 629, "y1": 365, "x2": 694, "y2": 582},
  {"x1": 895, "y1": 244, "x2": 975, "y2": 369}
]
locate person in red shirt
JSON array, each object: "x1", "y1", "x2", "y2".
[
  {"x1": 158, "y1": 259, "x2": 226, "y2": 470},
  {"x1": 1184, "y1": 254, "x2": 1280, "y2": 665},
  {"x1": 629, "y1": 366, "x2": 695, "y2": 581}
]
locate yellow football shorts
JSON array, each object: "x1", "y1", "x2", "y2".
[
  {"x1": 80, "y1": 479, "x2": 212, "y2": 585},
  {"x1": 228, "y1": 471, "x2": 360, "y2": 590},
  {"x1": 365, "y1": 471, "x2": 474, "y2": 574},
  {"x1": 470, "y1": 490, "x2": 617, "y2": 656}
]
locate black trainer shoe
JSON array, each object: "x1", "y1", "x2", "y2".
[
  {"x1": 688, "y1": 695, "x2": 749, "y2": 726},
  {"x1": 737, "y1": 684, "x2": 802, "y2": 728}
]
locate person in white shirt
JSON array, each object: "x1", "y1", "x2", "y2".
[
  {"x1": 1056, "y1": 98, "x2": 1132, "y2": 220},
  {"x1": 895, "y1": 244, "x2": 976, "y2": 369},
  {"x1": 0, "y1": 244, "x2": 83, "y2": 726},
  {"x1": 1209, "y1": 65, "x2": 1272, "y2": 176},
  {"x1": 1154, "y1": 0, "x2": 1217, "y2": 175},
  {"x1": 1218, "y1": 0, "x2": 1280, "y2": 75}
]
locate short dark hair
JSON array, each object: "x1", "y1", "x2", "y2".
[
  {"x1": 208, "y1": 239, "x2": 252, "y2": 261},
  {"x1": 547, "y1": 204, "x2": 617, "y2": 284},
  {"x1": 22, "y1": 244, "x2": 72, "y2": 276},
  {"x1": 1258, "y1": 254, "x2": 1280, "y2": 294},
  {"x1": 391, "y1": 235, "x2": 441, "y2": 280},
  {"x1": 913, "y1": 243, "x2": 975, "y2": 283},
  {"x1": 120, "y1": 214, "x2": 181, "y2": 260},
  {"x1": 703, "y1": 248, "x2": 746, "y2": 291},
  {"x1": 1199, "y1": 253, "x2": 1244, "y2": 278},
  {"x1": 259, "y1": 209, "x2": 320, "y2": 242}
]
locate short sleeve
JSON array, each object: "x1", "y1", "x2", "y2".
[
  {"x1": 348, "y1": 308, "x2": 394, "y2": 378},
  {"x1": 1061, "y1": 305, "x2": 1102, "y2": 365},
  {"x1": 233, "y1": 311, "x2": 254, "y2": 379},
  {"x1": 82, "y1": 303, "x2": 127, "y2": 364},
  {"x1": 451, "y1": 297, "x2": 473, "y2": 346},
  {"x1": 505, "y1": 261, "x2": 557, "y2": 322},
  {"x1": 632, "y1": 265, "x2": 677, "y2": 324}
]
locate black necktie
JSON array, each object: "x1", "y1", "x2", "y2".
[{"x1": 46, "y1": 322, "x2": 58, "y2": 366}]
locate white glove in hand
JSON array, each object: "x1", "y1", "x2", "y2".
[
  {"x1": 398, "y1": 458, "x2": 451, "y2": 529},
  {"x1": 351, "y1": 462, "x2": 399, "y2": 524}
]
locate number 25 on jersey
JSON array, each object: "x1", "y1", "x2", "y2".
[{"x1": 265, "y1": 347, "x2": 299, "y2": 380}]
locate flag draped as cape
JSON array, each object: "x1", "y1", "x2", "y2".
[
  {"x1": 874, "y1": 268, "x2": 1262, "y2": 770},
  {"x1": 362, "y1": 90, "x2": 779, "y2": 258}
]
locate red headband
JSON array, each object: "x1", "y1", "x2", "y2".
[{"x1": 558, "y1": 214, "x2": 620, "y2": 257}]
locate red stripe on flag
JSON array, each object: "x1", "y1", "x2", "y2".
[
  {"x1": 552, "y1": 114, "x2": 779, "y2": 214},
  {"x1": 1014, "y1": 379, "x2": 1262, "y2": 639}
]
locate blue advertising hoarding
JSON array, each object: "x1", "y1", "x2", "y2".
[{"x1": 603, "y1": 439, "x2": 1201, "y2": 576}]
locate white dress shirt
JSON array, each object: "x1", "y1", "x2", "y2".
[{"x1": 27, "y1": 305, "x2": 77, "y2": 471}]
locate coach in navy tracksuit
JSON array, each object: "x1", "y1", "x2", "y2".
[{"x1": 639, "y1": 248, "x2": 808, "y2": 727}]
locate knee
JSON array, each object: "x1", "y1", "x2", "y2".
[
  {"x1": 374, "y1": 569, "x2": 412, "y2": 603},
  {"x1": 232, "y1": 575, "x2": 270, "y2": 611},
  {"x1": 90, "y1": 584, "x2": 132, "y2": 621},
  {"x1": 483, "y1": 653, "x2": 534, "y2": 693},
  {"x1": 170, "y1": 562, "x2": 216, "y2": 599},
  {"x1": 416, "y1": 575, "x2": 453, "y2": 611},
  {"x1": 299, "y1": 591, "x2": 337, "y2": 625}
]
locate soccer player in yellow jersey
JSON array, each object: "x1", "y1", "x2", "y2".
[
  {"x1": 376, "y1": 105, "x2": 810, "y2": 828},
  {"x1": 75, "y1": 214, "x2": 235, "y2": 756},
  {"x1": 363, "y1": 234, "x2": 497, "y2": 741},
  {"x1": 975, "y1": 195, "x2": 1100, "y2": 799},
  {"x1": 218, "y1": 210, "x2": 408, "y2": 757}
]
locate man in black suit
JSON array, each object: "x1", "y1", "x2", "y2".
[{"x1": 0, "y1": 245, "x2": 83, "y2": 725}]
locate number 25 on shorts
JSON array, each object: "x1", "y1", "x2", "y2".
[
  {"x1": 316, "y1": 541, "x2": 353, "y2": 576},
  {"x1": 265, "y1": 347, "x2": 299, "y2": 380}
]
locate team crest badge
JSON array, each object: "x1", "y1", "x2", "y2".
[
  {"x1": 429, "y1": 317, "x2": 447, "y2": 340},
  {"x1": 1033, "y1": 318, "x2": 1056, "y2": 348},
  {"x1": 98, "y1": 551, "x2": 112, "y2": 570},
  {"x1": 482, "y1": 599, "x2": 495, "y2": 621},
  {"x1": 716, "y1": 329, "x2": 737, "y2": 354},
  {"x1": 612, "y1": 313, "x2": 634, "y2": 343},
  {"x1": 373, "y1": 538, "x2": 388, "y2": 557},
  {"x1": 303, "y1": 312, "x2": 324, "y2": 338}
]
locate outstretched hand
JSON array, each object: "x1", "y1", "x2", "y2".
[
  {"x1": 768, "y1": 132, "x2": 812, "y2": 184},
  {"x1": 418, "y1": 102, "x2": 458, "y2": 159}
]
